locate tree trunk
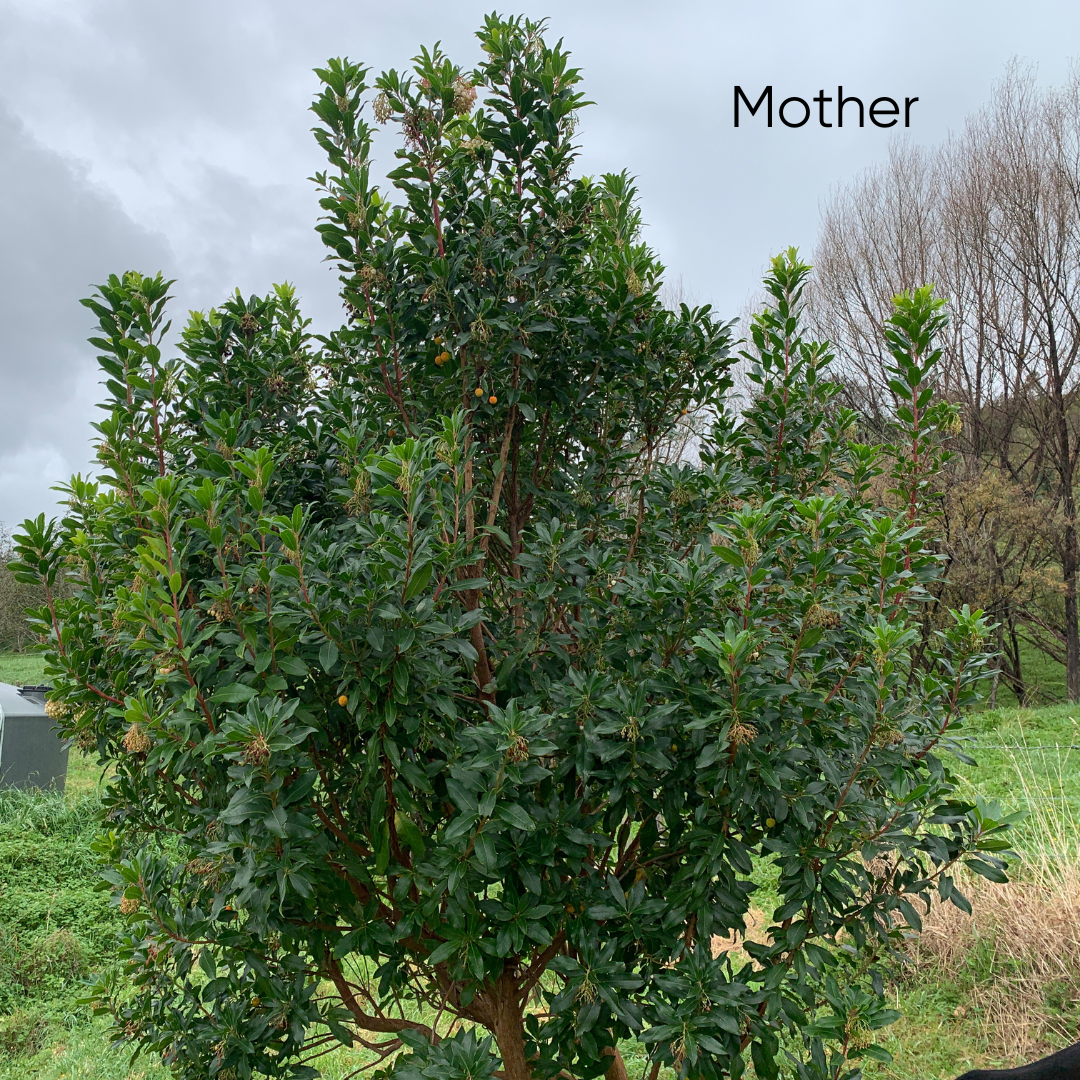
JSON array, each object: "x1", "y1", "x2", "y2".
[
  {"x1": 1063, "y1": 513, "x2": 1080, "y2": 701},
  {"x1": 604, "y1": 1046, "x2": 630, "y2": 1080},
  {"x1": 989, "y1": 619, "x2": 1004, "y2": 709},
  {"x1": 492, "y1": 996, "x2": 531, "y2": 1080},
  {"x1": 1006, "y1": 621, "x2": 1026, "y2": 705}
]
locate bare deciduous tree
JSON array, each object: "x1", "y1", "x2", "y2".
[{"x1": 812, "y1": 63, "x2": 1080, "y2": 701}]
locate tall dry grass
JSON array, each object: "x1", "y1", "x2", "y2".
[
  {"x1": 914, "y1": 859, "x2": 1080, "y2": 1059},
  {"x1": 912, "y1": 750, "x2": 1080, "y2": 1061}
]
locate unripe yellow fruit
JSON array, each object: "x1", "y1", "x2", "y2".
[
  {"x1": 765, "y1": 817, "x2": 776, "y2": 828},
  {"x1": 475, "y1": 387, "x2": 484, "y2": 397},
  {"x1": 338, "y1": 694, "x2": 348, "y2": 706}
]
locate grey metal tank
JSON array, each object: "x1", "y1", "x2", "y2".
[{"x1": 0, "y1": 682, "x2": 69, "y2": 791}]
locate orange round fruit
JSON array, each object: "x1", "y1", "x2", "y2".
[
  {"x1": 338, "y1": 694, "x2": 348, "y2": 706},
  {"x1": 489, "y1": 395, "x2": 497, "y2": 404}
]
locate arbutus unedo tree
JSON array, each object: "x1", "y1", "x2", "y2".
[{"x1": 12, "y1": 16, "x2": 1013, "y2": 1080}]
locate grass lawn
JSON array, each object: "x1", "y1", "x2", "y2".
[
  {"x1": 0, "y1": 650, "x2": 46, "y2": 685},
  {"x1": 2, "y1": 645, "x2": 1079, "y2": 1079}
]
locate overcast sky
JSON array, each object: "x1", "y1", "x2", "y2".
[{"x1": 0, "y1": 0, "x2": 1076, "y2": 526}]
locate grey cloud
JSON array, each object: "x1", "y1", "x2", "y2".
[
  {"x1": 2, "y1": 0, "x2": 1080, "y2": 523},
  {"x1": 0, "y1": 104, "x2": 170, "y2": 525},
  {"x1": 157, "y1": 162, "x2": 341, "y2": 329}
]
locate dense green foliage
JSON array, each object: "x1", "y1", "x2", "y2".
[
  {"x1": 10, "y1": 16, "x2": 1013, "y2": 1080},
  {"x1": 3, "y1": 702, "x2": 1074, "y2": 1080}
]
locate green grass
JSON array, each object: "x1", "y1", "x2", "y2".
[
  {"x1": 862, "y1": 986, "x2": 994, "y2": 1080},
  {"x1": 953, "y1": 701, "x2": 1080, "y2": 850},
  {"x1": 978, "y1": 638, "x2": 1069, "y2": 709},
  {"x1": 0, "y1": 1018, "x2": 168, "y2": 1080},
  {"x1": 0, "y1": 650, "x2": 46, "y2": 685},
  {"x1": 857, "y1": 701, "x2": 1080, "y2": 1080},
  {"x1": 0, "y1": 653, "x2": 128, "y2": 1075},
  {"x1": 0, "y1": 785, "x2": 127, "y2": 1072}
]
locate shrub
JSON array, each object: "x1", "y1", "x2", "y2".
[
  {"x1": 12, "y1": 16, "x2": 1012, "y2": 1080},
  {"x1": 16, "y1": 928, "x2": 88, "y2": 990},
  {"x1": 0, "y1": 1007, "x2": 48, "y2": 1058}
]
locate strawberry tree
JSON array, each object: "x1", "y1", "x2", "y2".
[{"x1": 12, "y1": 16, "x2": 1011, "y2": 1080}]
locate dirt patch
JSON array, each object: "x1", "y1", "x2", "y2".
[{"x1": 711, "y1": 907, "x2": 772, "y2": 961}]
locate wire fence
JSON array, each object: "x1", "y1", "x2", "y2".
[
  {"x1": 955, "y1": 742, "x2": 1080, "y2": 802},
  {"x1": 970, "y1": 745, "x2": 1080, "y2": 751}
]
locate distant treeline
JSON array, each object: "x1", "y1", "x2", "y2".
[{"x1": 0, "y1": 525, "x2": 47, "y2": 652}]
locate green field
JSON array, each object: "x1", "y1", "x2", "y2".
[
  {"x1": 3, "y1": 648, "x2": 1080, "y2": 1079},
  {"x1": 981, "y1": 642, "x2": 1071, "y2": 710},
  {"x1": 0, "y1": 650, "x2": 47, "y2": 685}
]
